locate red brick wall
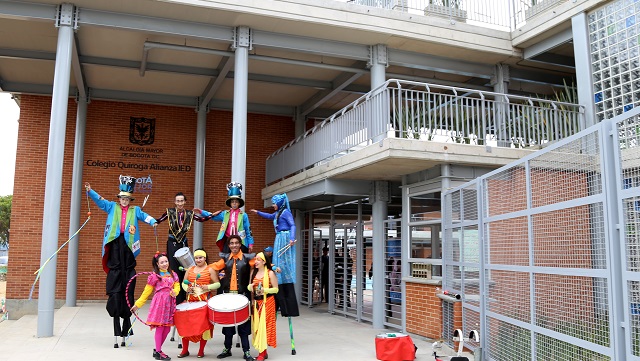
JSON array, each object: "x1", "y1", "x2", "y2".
[
  {"x1": 7, "y1": 95, "x2": 294, "y2": 300},
  {"x1": 405, "y1": 282, "x2": 443, "y2": 339}
]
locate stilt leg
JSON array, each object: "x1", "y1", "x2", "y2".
[{"x1": 288, "y1": 317, "x2": 296, "y2": 355}]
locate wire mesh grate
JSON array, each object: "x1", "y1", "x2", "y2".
[
  {"x1": 532, "y1": 204, "x2": 607, "y2": 269},
  {"x1": 623, "y1": 197, "x2": 640, "y2": 272},
  {"x1": 462, "y1": 186, "x2": 478, "y2": 221},
  {"x1": 629, "y1": 280, "x2": 640, "y2": 356},
  {"x1": 536, "y1": 332, "x2": 611, "y2": 361},
  {"x1": 534, "y1": 274, "x2": 610, "y2": 347},
  {"x1": 484, "y1": 165, "x2": 527, "y2": 217},
  {"x1": 487, "y1": 270, "x2": 531, "y2": 324},
  {"x1": 487, "y1": 317, "x2": 532, "y2": 361},
  {"x1": 529, "y1": 134, "x2": 602, "y2": 208},
  {"x1": 485, "y1": 216, "x2": 530, "y2": 266}
]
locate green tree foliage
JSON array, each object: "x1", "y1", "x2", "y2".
[{"x1": 0, "y1": 195, "x2": 11, "y2": 247}]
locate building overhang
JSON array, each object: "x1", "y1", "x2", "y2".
[{"x1": 262, "y1": 138, "x2": 537, "y2": 209}]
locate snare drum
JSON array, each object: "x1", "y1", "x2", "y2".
[
  {"x1": 207, "y1": 293, "x2": 250, "y2": 326},
  {"x1": 174, "y1": 247, "x2": 195, "y2": 269},
  {"x1": 174, "y1": 301, "x2": 210, "y2": 338}
]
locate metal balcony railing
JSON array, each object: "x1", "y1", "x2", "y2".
[
  {"x1": 265, "y1": 79, "x2": 584, "y2": 184},
  {"x1": 345, "y1": 0, "x2": 568, "y2": 31}
]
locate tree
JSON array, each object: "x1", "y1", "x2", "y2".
[{"x1": 0, "y1": 195, "x2": 11, "y2": 247}]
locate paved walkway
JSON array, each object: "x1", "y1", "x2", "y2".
[{"x1": 0, "y1": 301, "x2": 473, "y2": 361}]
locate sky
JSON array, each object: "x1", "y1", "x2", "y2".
[{"x1": 0, "y1": 93, "x2": 20, "y2": 197}]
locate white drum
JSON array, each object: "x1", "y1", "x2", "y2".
[
  {"x1": 207, "y1": 293, "x2": 250, "y2": 326},
  {"x1": 174, "y1": 247, "x2": 195, "y2": 269}
]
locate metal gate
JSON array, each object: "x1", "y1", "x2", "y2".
[
  {"x1": 443, "y1": 107, "x2": 640, "y2": 360},
  {"x1": 300, "y1": 228, "x2": 323, "y2": 306}
]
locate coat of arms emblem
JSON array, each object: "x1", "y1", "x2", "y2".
[{"x1": 129, "y1": 117, "x2": 155, "y2": 145}]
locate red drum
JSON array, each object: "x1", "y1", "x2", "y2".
[
  {"x1": 207, "y1": 293, "x2": 250, "y2": 326},
  {"x1": 174, "y1": 301, "x2": 210, "y2": 338}
]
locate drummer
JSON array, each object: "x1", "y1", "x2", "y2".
[
  {"x1": 178, "y1": 248, "x2": 220, "y2": 358},
  {"x1": 155, "y1": 192, "x2": 220, "y2": 304},
  {"x1": 209, "y1": 235, "x2": 256, "y2": 361}
]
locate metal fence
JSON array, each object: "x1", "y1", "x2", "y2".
[
  {"x1": 442, "y1": 105, "x2": 640, "y2": 360},
  {"x1": 266, "y1": 79, "x2": 584, "y2": 184},
  {"x1": 346, "y1": 0, "x2": 568, "y2": 31}
]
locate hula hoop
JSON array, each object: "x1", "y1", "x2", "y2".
[{"x1": 125, "y1": 271, "x2": 158, "y2": 327}]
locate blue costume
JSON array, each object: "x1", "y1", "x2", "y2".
[
  {"x1": 200, "y1": 182, "x2": 254, "y2": 253},
  {"x1": 255, "y1": 205, "x2": 296, "y2": 284},
  {"x1": 88, "y1": 189, "x2": 157, "y2": 271},
  {"x1": 255, "y1": 193, "x2": 299, "y2": 317},
  {"x1": 87, "y1": 175, "x2": 157, "y2": 343}
]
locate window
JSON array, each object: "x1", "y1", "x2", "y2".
[{"x1": 409, "y1": 191, "x2": 443, "y2": 277}]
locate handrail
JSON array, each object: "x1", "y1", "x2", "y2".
[{"x1": 265, "y1": 79, "x2": 584, "y2": 184}]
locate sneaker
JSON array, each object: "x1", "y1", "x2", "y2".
[
  {"x1": 243, "y1": 351, "x2": 255, "y2": 361},
  {"x1": 158, "y1": 351, "x2": 172, "y2": 361},
  {"x1": 217, "y1": 348, "x2": 232, "y2": 359}
]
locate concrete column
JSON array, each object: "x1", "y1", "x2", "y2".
[
  {"x1": 230, "y1": 26, "x2": 251, "y2": 187},
  {"x1": 370, "y1": 180, "x2": 389, "y2": 328},
  {"x1": 66, "y1": 93, "x2": 87, "y2": 307},
  {"x1": 38, "y1": 3, "x2": 76, "y2": 337},
  {"x1": 369, "y1": 44, "x2": 388, "y2": 143},
  {"x1": 491, "y1": 63, "x2": 510, "y2": 146},
  {"x1": 400, "y1": 175, "x2": 409, "y2": 333},
  {"x1": 490, "y1": 63, "x2": 510, "y2": 94},
  {"x1": 369, "y1": 44, "x2": 388, "y2": 89},
  {"x1": 572, "y1": 13, "x2": 595, "y2": 129},
  {"x1": 193, "y1": 104, "x2": 207, "y2": 250}
]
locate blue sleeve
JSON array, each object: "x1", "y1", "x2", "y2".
[
  {"x1": 213, "y1": 211, "x2": 225, "y2": 221},
  {"x1": 88, "y1": 189, "x2": 114, "y2": 213},
  {"x1": 243, "y1": 213, "x2": 254, "y2": 246},
  {"x1": 135, "y1": 207, "x2": 156, "y2": 225},
  {"x1": 282, "y1": 210, "x2": 296, "y2": 241},
  {"x1": 256, "y1": 211, "x2": 275, "y2": 220}
]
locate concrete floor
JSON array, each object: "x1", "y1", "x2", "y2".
[{"x1": 0, "y1": 301, "x2": 474, "y2": 361}]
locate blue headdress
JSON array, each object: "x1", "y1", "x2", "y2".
[{"x1": 271, "y1": 193, "x2": 289, "y2": 211}]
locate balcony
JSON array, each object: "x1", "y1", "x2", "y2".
[{"x1": 265, "y1": 79, "x2": 584, "y2": 185}]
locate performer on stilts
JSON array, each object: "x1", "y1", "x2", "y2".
[
  {"x1": 251, "y1": 193, "x2": 299, "y2": 355},
  {"x1": 199, "y1": 182, "x2": 254, "y2": 253},
  {"x1": 177, "y1": 248, "x2": 220, "y2": 358},
  {"x1": 85, "y1": 176, "x2": 157, "y2": 348}
]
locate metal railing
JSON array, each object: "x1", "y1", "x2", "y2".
[
  {"x1": 346, "y1": 0, "x2": 568, "y2": 31},
  {"x1": 265, "y1": 79, "x2": 584, "y2": 184}
]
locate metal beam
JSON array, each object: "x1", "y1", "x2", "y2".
[
  {"x1": 200, "y1": 56, "x2": 232, "y2": 108},
  {"x1": 389, "y1": 49, "x2": 494, "y2": 79},
  {"x1": 300, "y1": 65, "x2": 365, "y2": 116},
  {"x1": 523, "y1": 27, "x2": 573, "y2": 59},
  {"x1": 71, "y1": 36, "x2": 86, "y2": 99},
  {"x1": 0, "y1": 80, "x2": 296, "y2": 114},
  {"x1": 0, "y1": 1, "x2": 56, "y2": 22},
  {"x1": 77, "y1": 8, "x2": 233, "y2": 42},
  {"x1": 252, "y1": 30, "x2": 369, "y2": 61}
]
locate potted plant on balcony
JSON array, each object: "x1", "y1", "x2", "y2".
[{"x1": 424, "y1": 0, "x2": 467, "y2": 22}]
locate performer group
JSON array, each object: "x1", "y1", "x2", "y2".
[{"x1": 86, "y1": 177, "x2": 297, "y2": 361}]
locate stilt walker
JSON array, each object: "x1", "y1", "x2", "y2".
[
  {"x1": 251, "y1": 193, "x2": 299, "y2": 355},
  {"x1": 85, "y1": 176, "x2": 158, "y2": 348}
]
